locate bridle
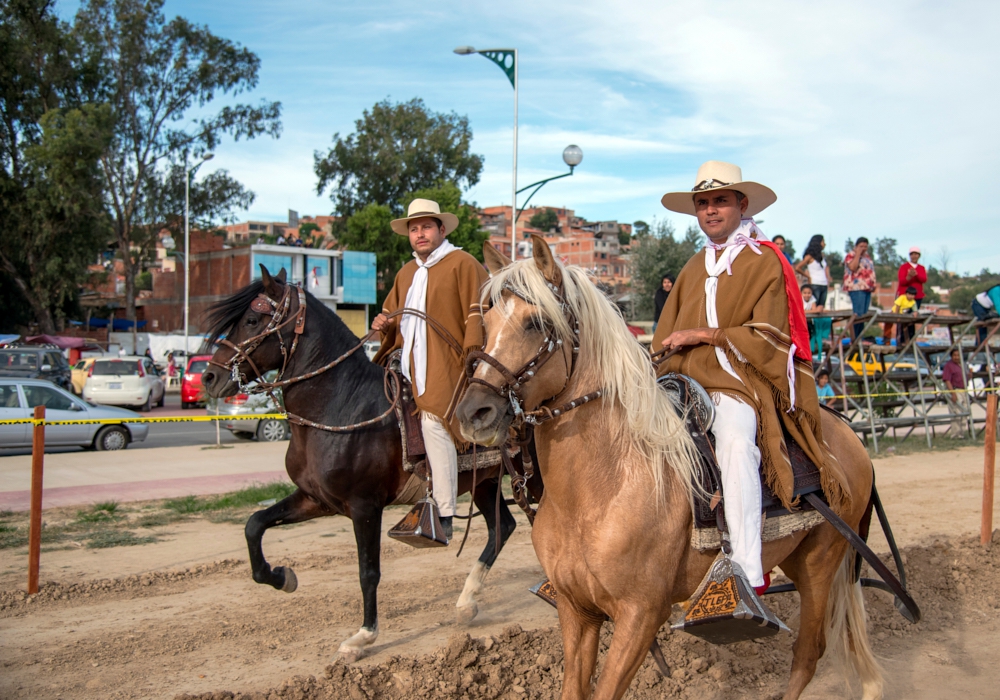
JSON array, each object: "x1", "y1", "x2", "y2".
[{"x1": 465, "y1": 282, "x2": 603, "y2": 427}]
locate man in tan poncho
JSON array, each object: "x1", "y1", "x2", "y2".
[
  {"x1": 653, "y1": 161, "x2": 847, "y2": 591},
  {"x1": 372, "y1": 199, "x2": 488, "y2": 539}
]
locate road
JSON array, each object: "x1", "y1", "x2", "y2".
[{"x1": 0, "y1": 392, "x2": 276, "y2": 457}]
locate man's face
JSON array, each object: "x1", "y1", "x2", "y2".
[
  {"x1": 407, "y1": 217, "x2": 447, "y2": 259},
  {"x1": 910, "y1": 251, "x2": 921, "y2": 264},
  {"x1": 662, "y1": 277, "x2": 673, "y2": 292},
  {"x1": 693, "y1": 189, "x2": 748, "y2": 241},
  {"x1": 951, "y1": 350, "x2": 960, "y2": 363}
]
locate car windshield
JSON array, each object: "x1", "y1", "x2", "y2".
[
  {"x1": 187, "y1": 360, "x2": 210, "y2": 374},
  {"x1": 0, "y1": 350, "x2": 38, "y2": 370},
  {"x1": 92, "y1": 360, "x2": 141, "y2": 376}
]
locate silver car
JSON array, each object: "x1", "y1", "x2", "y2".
[
  {"x1": 211, "y1": 375, "x2": 288, "y2": 442},
  {"x1": 0, "y1": 379, "x2": 149, "y2": 450}
]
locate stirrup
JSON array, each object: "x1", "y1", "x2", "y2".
[{"x1": 671, "y1": 551, "x2": 790, "y2": 645}]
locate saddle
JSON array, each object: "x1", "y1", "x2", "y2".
[{"x1": 657, "y1": 373, "x2": 826, "y2": 550}]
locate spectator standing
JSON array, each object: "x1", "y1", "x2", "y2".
[
  {"x1": 972, "y1": 284, "x2": 1000, "y2": 344},
  {"x1": 802, "y1": 284, "x2": 831, "y2": 360},
  {"x1": 897, "y1": 247, "x2": 928, "y2": 309},
  {"x1": 843, "y1": 237, "x2": 877, "y2": 339},
  {"x1": 771, "y1": 235, "x2": 794, "y2": 264},
  {"x1": 652, "y1": 273, "x2": 674, "y2": 332},
  {"x1": 795, "y1": 235, "x2": 829, "y2": 306},
  {"x1": 941, "y1": 348, "x2": 968, "y2": 439},
  {"x1": 815, "y1": 370, "x2": 836, "y2": 408}
]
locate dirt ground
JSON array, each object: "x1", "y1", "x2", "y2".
[{"x1": 2, "y1": 445, "x2": 999, "y2": 699}]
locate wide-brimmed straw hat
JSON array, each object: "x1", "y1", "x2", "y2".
[
  {"x1": 661, "y1": 161, "x2": 777, "y2": 218},
  {"x1": 390, "y1": 198, "x2": 460, "y2": 236}
]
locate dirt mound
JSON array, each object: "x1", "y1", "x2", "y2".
[{"x1": 171, "y1": 533, "x2": 1000, "y2": 700}]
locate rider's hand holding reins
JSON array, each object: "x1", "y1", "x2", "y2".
[
  {"x1": 661, "y1": 328, "x2": 720, "y2": 350},
  {"x1": 371, "y1": 313, "x2": 392, "y2": 333}
]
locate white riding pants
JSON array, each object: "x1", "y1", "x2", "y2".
[
  {"x1": 710, "y1": 393, "x2": 764, "y2": 587},
  {"x1": 421, "y1": 412, "x2": 458, "y2": 517}
]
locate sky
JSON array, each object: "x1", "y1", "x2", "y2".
[{"x1": 60, "y1": 0, "x2": 1000, "y2": 274}]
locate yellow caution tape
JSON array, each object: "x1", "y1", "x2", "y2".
[{"x1": 0, "y1": 414, "x2": 288, "y2": 426}]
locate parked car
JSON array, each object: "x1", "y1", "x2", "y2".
[
  {"x1": 181, "y1": 355, "x2": 214, "y2": 409},
  {"x1": 71, "y1": 357, "x2": 96, "y2": 395},
  {"x1": 214, "y1": 371, "x2": 288, "y2": 441},
  {"x1": 84, "y1": 356, "x2": 165, "y2": 411},
  {"x1": 0, "y1": 379, "x2": 148, "y2": 450},
  {"x1": 0, "y1": 344, "x2": 72, "y2": 391}
]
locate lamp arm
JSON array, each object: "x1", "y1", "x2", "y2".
[{"x1": 515, "y1": 169, "x2": 575, "y2": 222}]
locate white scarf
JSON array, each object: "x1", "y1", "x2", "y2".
[
  {"x1": 400, "y1": 240, "x2": 458, "y2": 396},
  {"x1": 703, "y1": 218, "x2": 798, "y2": 411}
]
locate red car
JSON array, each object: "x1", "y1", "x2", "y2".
[{"x1": 181, "y1": 355, "x2": 214, "y2": 409}]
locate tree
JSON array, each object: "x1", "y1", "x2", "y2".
[
  {"x1": 339, "y1": 181, "x2": 488, "y2": 307},
  {"x1": 874, "y1": 237, "x2": 903, "y2": 266},
  {"x1": 73, "y1": 0, "x2": 281, "y2": 331},
  {"x1": 632, "y1": 220, "x2": 649, "y2": 237},
  {"x1": 0, "y1": 0, "x2": 112, "y2": 333},
  {"x1": 314, "y1": 98, "x2": 483, "y2": 218},
  {"x1": 938, "y1": 246, "x2": 952, "y2": 273},
  {"x1": 528, "y1": 208, "x2": 559, "y2": 232},
  {"x1": 629, "y1": 220, "x2": 702, "y2": 320}
]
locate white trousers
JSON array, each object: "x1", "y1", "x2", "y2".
[
  {"x1": 421, "y1": 412, "x2": 458, "y2": 517},
  {"x1": 710, "y1": 393, "x2": 764, "y2": 587}
]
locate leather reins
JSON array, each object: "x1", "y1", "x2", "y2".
[{"x1": 209, "y1": 283, "x2": 463, "y2": 434}]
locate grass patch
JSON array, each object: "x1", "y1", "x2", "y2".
[
  {"x1": 0, "y1": 527, "x2": 28, "y2": 549},
  {"x1": 136, "y1": 511, "x2": 186, "y2": 528},
  {"x1": 868, "y1": 434, "x2": 986, "y2": 458},
  {"x1": 93, "y1": 500, "x2": 119, "y2": 513},
  {"x1": 86, "y1": 531, "x2": 158, "y2": 549},
  {"x1": 165, "y1": 481, "x2": 294, "y2": 514}
]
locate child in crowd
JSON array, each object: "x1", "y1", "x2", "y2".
[
  {"x1": 881, "y1": 286, "x2": 918, "y2": 345},
  {"x1": 802, "y1": 285, "x2": 827, "y2": 358},
  {"x1": 816, "y1": 370, "x2": 836, "y2": 408}
]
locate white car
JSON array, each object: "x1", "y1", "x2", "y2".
[{"x1": 84, "y1": 356, "x2": 165, "y2": 411}]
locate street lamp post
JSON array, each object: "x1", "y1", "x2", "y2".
[
  {"x1": 454, "y1": 46, "x2": 519, "y2": 259},
  {"x1": 184, "y1": 153, "x2": 213, "y2": 360},
  {"x1": 515, "y1": 145, "x2": 583, "y2": 222}
]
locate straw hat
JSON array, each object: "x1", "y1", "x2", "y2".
[
  {"x1": 661, "y1": 161, "x2": 777, "y2": 218},
  {"x1": 390, "y1": 198, "x2": 460, "y2": 236}
]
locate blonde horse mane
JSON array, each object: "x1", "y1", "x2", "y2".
[{"x1": 484, "y1": 258, "x2": 702, "y2": 502}]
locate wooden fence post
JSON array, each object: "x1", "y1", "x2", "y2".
[
  {"x1": 28, "y1": 405, "x2": 45, "y2": 594},
  {"x1": 982, "y1": 394, "x2": 997, "y2": 547}
]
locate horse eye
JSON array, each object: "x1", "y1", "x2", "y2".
[
  {"x1": 524, "y1": 317, "x2": 543, "y2": 333},
  {"x1": 246, "y1": 316, "x2": 258, "y2": 327}
]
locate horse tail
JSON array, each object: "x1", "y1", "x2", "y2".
[{"x1": 825, "y1": 552, "x2": 884, "y2": 700}]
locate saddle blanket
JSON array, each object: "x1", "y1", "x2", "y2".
[
  {"x1": 690, "y1": 510, "x2": 826, "y2": 551},
  {"x1": 394, "y1": 400, "x2": 510, "y2": 475}
]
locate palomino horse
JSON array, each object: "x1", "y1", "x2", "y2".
[
  {"x1": 456, "y1": 237, "x2": 882, "y2": 700},
  {"x1": 200, "y1": 267, "x2": 522, "y2": 661}
]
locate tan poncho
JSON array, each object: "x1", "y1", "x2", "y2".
[
  {"x1": 651, "y1": 244, "x2": 850, "y2": 514},
  {"x1": 373, "y1": 249, "x2": 488, "y2": 445}
]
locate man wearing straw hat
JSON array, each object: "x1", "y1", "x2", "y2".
[
  {"x1": 652, "y1": 161, "x2": 849, "y2": 592},
  {"x1": 372, "y1": 199, "x2": 488, "y2": 539}
]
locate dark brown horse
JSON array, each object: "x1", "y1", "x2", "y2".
[{"x1": 201, "y1": 267, "x2": 520, "y2": 661}]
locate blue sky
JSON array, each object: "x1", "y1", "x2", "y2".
[{"x1": 61, "y1": 0, "x2": 1000, "y2": 274}]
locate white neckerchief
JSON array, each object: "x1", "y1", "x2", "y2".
[
  {"x1": 400, "y1": 240, "x2": 458, "y2": 396},
  {"x1": 704, "y1": 219, "x2": 765, "y2": 385}
]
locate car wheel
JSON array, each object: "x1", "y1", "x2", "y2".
[
  {"x1": 156, "y1": 391, "x2": 165, "y2": 408},
  {"x1": 181, "y1": 401, "x2": 190, "y2": 409},
  {"x1": 94, "y1": 425, "x2": 129, "y2": 451},
  {"x1": 231, "y1": 430, "x2": 255, "y2": 440},
  {"x1": 140, "y1": 394, "x2": 152, "y2": 412},
  {"x1": 257, "y1": 419, "x2": 288, "y2": 442}
]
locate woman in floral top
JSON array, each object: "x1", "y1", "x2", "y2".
[{"x1": 843, "y1": 237, "x2": 877, "y2": 338}]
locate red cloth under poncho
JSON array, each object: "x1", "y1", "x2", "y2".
[{"x1": 757, "y1": 240, "x2": 812, "y2": 364}]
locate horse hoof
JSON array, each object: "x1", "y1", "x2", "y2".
[
  {"x1": 337, "y1": 645, "x2": 365, "y2": 664},
  {"x1": 278, "y1": 566, "x2": 298, "y2": 593},
  {"x1": 456, "y1": 602, "x2": 479, "y2": 624}
]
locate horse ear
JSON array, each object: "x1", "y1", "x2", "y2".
[
  {"x1": 259, "y1": 264, "x2": 282, "y2": 297},
  {"x1": 531, "y1": 234, "x2": 562, "y2": 287},
  {"x1": 276, "y1": 268, "x2": 287, "y2": 283},
  {"x1": 483, "y1": 241, "x2": 512, "y2": 275}
]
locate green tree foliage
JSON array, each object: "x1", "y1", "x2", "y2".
[
  {"x1": 0, "y1": 0, "x2": 111, "y2": 333},
  {"x1": 874, "y1": 237, "x2": 903, "y2": 266},
  {"x1": 314, "y1": 98, "x2": 483, "y2": 218},
  {"x1": 632, "y1": 220, "x2": 649, "y2": 237},
  {"x1": 340, "y1": 182, "x2": 487, "y2": 307},
  {"x1": 73, "y1": 0, "x2": 281, "y2": 328},
  {"x1": 629, "y1": 220, "x2": 702, "y2": 320},
  {"x1": 528, "y1": 208, "x2": 559, "y2": 232}
]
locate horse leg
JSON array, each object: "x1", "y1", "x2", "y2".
[
  {"x1": 245, "y1": 488, "x2": 327, "y2": 592},
  {"x1": 337, "y1": 500, "x2": 384, "y2": 663},
  {"x1": 590, "y1": 609, "x2": 662, "y2": 700},
  {"x1": 456, "y1": 476, "x2": 517, "y2": 623},
  {"x1": 558, "y1": 604, "x2": 603, "y2": 700}
]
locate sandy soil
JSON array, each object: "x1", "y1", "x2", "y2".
[{"x1": 1, "y1": 446, "x2": 999, "y2": 699}]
